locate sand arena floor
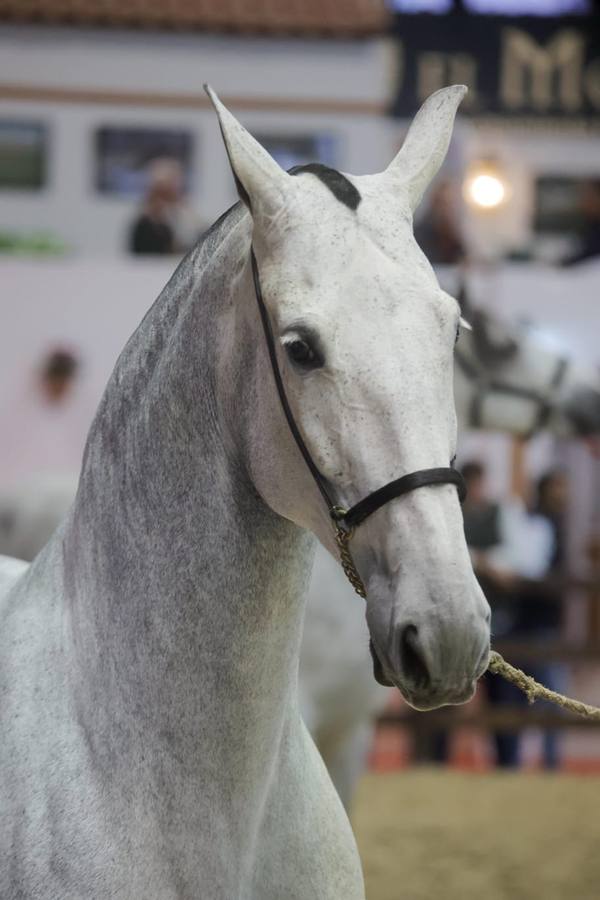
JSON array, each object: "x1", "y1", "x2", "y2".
[{"x1": 353, "y1": 769, "x2": 600, "y2": 900}]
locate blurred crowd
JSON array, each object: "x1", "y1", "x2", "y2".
[
  {"x1": 442, "y1": 460, "x2": 570, "y2": 769},
  {"x1": 123, "y1": 155, "x2": 600, "y2": 269},
  {"x1": 366, "y1": 439, "x2": 588, "y2": 774},
  {"x1": 414, "y1": 175, "x2": 600, "y2": 269}
]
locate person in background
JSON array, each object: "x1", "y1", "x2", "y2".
[
  {"x1": 41, "y1": 349, "x2": 78, "y2": 404},
  {"x1": 562, "y1": 179, "x2": 600, "y2": 267},
  {"x1": 0, "y1": 348, "x2": 84, "y2": 559},
  {"x1": 461, "y1": 461, "x2": 554, "y2": 768},
  {"x1": 129, "y1": 158, "x2": 200, "y2": 256},
  {"x1": 510, "y1": 470, "x2": 569, "y2": 769},
  {"x1": 431, "y1": 459, "x2": 522, "y2": 764},
  {"x1": 0, "y1": 346, "x2": 89, "y2": 489},
  {"x1": 414, "y1": 179, "x2": 466, "y2": 265}
]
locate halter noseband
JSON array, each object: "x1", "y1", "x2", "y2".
[{"x1": 251, "y1": 248, "x2": 466, "y2": 598}]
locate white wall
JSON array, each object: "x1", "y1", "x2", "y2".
[
  {"x1": 0, "y1": 26, "x2": 390, "y2": 102},
  {"x1": 459, "y1": 119, "x2": 600, "y2": 259},
  {"x1": 2, "y1": 26, "x2": 600, "y2": 257},
  {"x1": 1, "y1": 255, "x2": 598, "y2": 482},
  {"x1": 0, "y1": 26, "x2": 397, "y2": 254}
]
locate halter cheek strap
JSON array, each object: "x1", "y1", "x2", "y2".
[{"x1": 251, "y1": 248, "x2": 467, "y2": 599}]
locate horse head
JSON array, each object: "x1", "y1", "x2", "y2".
[
  {"x1": 456, "y1": 282, "x2": 600, "y2": 438},
  {"x1": 207, "y1": 85, "x2": 490, "y2": 711}
]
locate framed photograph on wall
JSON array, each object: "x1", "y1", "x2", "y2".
[
  {"x1": 534, "y1": 176, "x2": 587, "y2": 235},
  {"x1": 254, "y1": 134, "x2": 338, "y2": 172},
  {"x1": 94, "y1": 126, "x2": 194, "y2": 197},
  {"x1": 0, "y1": 120, "x2": 47, "y2": 190}
]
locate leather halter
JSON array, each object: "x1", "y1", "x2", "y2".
[{"x1": 250, "y1": 248, "x2": 466, "y2": 598}]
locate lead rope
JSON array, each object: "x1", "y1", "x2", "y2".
[
  {"x1": 487, "y1": 651, "x2": 600, "y2": 720},
  {"x1": 335, "y1": 521, "x2": 600, "y2": 720}
]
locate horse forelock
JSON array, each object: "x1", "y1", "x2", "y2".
[{"x1": 288, "y1": 163, "x2": 361, "y2": 212}]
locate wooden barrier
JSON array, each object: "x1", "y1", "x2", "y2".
[{"x1": 379, "y1": 708, "x2": 600, "y2": 733}]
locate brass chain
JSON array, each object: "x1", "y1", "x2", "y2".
[{"x1": 334, "y1": 523, "x2": 367, "y2": 599}]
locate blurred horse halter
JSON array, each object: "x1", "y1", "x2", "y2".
[{"x1": 455, "y1": 283, "x2": 568, "y2": 435}]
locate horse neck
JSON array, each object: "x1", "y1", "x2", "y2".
[{"x1": 59, "y1": 211, "x2": 314, "y2": 777}]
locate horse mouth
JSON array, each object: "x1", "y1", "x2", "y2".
[
  {"x1": 402, "y1": 681, "x2": 478, "y2": 711},
  {"x1": 368, "y1": 638, "x2": 480, "y2": 709}
]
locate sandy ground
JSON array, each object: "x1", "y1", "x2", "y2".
[{"x1": 353, "y1": 769, "x2": 600, "y2": 900}]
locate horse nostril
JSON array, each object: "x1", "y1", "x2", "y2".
[{"x1": 400, "y1": 625, "x2": 431, "y2": 692}]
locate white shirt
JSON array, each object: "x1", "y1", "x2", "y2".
[{"x1": 486, "y1": 499, "x2": 554, "y2": 580}]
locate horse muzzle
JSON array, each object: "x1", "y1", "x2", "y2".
[{"x1": 369, "y1": 610, "x2": 490, "y2": 710}]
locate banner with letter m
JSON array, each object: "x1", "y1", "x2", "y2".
[{"x1": 390, "y1": 14, "x2": 600, "y2": 121}]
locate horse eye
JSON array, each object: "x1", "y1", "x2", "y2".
[
  {"x1": 285, "y1": 339, "x2": 319, "y2": 368},
  {"x1": 455, "y1": 323, "x2": 460, "y2": 345}
]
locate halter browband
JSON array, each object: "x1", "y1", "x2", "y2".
[{"x1": 250, "y1": 248, "x2": 466, "y2": 597}]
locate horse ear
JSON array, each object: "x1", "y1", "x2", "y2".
[
  {"x1": 204, "y1": 84, "x2": 290, "y2": 219},
  {"x1": 386, "y1": 85, "x2": 467, "y2": 213}
]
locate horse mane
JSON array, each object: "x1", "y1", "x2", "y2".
[
  {"x1": 79, "y1": 202, "x2": 248, "y2": 481},
  {"x1": 190, "y1": 201, "x2": 245, "y2": 274}
]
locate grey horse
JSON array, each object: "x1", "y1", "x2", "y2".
[{"x1": 0, "y1": 86, "x2": 490, "y2": 899}]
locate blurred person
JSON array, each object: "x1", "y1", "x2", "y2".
[
  {"x1": 0, "y1": 347, "x2": 89, "y2": 489},
  {"x1": 519, "y1": 470, "x2": 568, "y2": 635},
  {"x1": 0, "y1": 354, "x2": 81, "y2": 560},
  {"x1": 475, "y1": 463, "x2": 560, "y2": 769},
  {"x1": 461, "y1": 461, "x2": 554, "y2": 631},
  {"x1": 562, "y1": 179, "x2": 600, "y2": 267},
  {"x1": 510, "y1": 470, "x2": 569, "y2": 769},
  {"x1": 40, "y1": 348, "x2": 78, "y2": 403},
  {"x1": 414, "y1": 179, "x2": 466, "y2": 265},
  {"x1": 129, "y1": 158, "x2": 200, "y2": 255},
  {"x1": 432, "y1": 460, "x2": 554, "y2": 766}
]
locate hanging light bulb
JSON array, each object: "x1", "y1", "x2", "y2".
[
  {"x1": 468, "y1": 173, "x2": 506, "y2": 208},
  {"x1": 464, "y1": 161, "x2": 509, "y2": 210}
]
